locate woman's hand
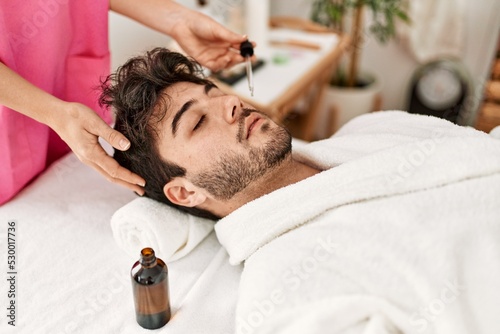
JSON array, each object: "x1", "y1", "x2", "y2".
[
  {"x1": 110, "y1": 0, "x2": 255, "y2": 72},
  {"x1": 0, "y1": 62, "x2": 145, "y2": 195},
  {"x1": 170, "y1": 9, "x2": 252, "y2": 72},
  {"x1": 52, "y1": 102, "x2": 146, "y2": 195}
]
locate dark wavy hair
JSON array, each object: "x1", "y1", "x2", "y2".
[{"x1": 99, "y1": 48, "x2": 218, "y2": 220}]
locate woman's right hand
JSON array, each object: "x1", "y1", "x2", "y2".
[
  {"x1": 0, "y1": 62, "x2": 145, "y2": 195},
  {"x1": 51, "y1": 102, "x2": 146, "y2": 195}
]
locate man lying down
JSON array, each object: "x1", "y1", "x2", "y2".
[{"x1": 101, "y1": 48, "x2": 500, "y2": 334}]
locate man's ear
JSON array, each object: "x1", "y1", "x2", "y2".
[{"x1": 163, "y1": 178, "x2": 207, "y2": 208}]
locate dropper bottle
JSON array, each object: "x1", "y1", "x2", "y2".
[
  {"x1": 131, "y1": 247, "x2": 171, "y2": 329},
  {"x1": 240, "y1": 40, "x2": 254, "y2": 96}
]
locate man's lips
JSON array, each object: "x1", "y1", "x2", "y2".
[{"x1": 245, "y1": 114, "x2": 262, "y2": 139}]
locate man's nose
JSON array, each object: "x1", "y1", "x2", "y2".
[{"x1": 220, "y1": 95, "x2": 243, "y2": 124}]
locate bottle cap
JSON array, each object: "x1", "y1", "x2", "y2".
[{"x1": 240, "y1": 40, "x2": 254, "y2": 57}]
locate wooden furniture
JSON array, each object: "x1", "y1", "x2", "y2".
[
  {"x1": 475, "y1": 34, "x2": 500, "y2": 132},
  {"x1": 212, "y1": 25, "x2": 349, "y2": 141}
]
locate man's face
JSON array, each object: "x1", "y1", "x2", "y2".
[{"x1": 158, "y1": 81, "x2": 291, "y2": 201}]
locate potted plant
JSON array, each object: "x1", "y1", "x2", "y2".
[{"x1": 311, "y1": 0, "x2": 410, "y2": 134}]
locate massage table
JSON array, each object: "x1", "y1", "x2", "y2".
[
  {"x1": 0, "y1": 151, "x2": 242, "y2": 334},
  {"x1": 2, "y1": 119, "x2": 498, "y2": 334}
]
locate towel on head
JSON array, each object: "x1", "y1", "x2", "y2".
[{"x1": 111, "y1": 197, "x2": 214, "y2": 262}]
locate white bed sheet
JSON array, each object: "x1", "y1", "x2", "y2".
[{"x1": 0, "y1": 153, "x2": 242, "y2": 334}]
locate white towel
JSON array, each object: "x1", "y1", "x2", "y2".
[
  {"x1": 490, "y1": 125, "x2": 500, "y2": 139},
  {"x1": 111, "y1": 197, "x2": 214, "y2": 262},
  {"x1": 292, "y1": 111, "x2": 488, "y2": 170},
  {"x1": 214, "y1": 111, "x2": 500, "y2": 333}
]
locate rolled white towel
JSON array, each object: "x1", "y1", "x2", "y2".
[
  {"x1": 490, "y1": 125, "x2": 500, "y2": 139},
  {"x1": 111, "y1": 197, "x2": 214, "y2": 262}
]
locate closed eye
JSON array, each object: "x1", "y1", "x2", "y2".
[{"x1": 193, "y1": 115, "x2": 206, "y2": 131}]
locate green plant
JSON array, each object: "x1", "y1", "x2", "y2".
[{"x1": 311, "y1": 0, "x2": 410, "y2": 87}]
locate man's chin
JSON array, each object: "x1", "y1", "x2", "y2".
[{"x1": 263, "y1": 127, "x2": 292, "y2": 167}]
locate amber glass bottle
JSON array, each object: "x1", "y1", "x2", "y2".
[{"x1": 131, "y1": 247, "x2": 171, "y2": 329}]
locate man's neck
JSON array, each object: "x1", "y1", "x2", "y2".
[{"x1": 213, "y1": 156, "x2": 321, "y2": 217}]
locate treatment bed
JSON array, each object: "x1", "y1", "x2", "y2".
[
  {"x1": 0, "y1": 150, "x2": 242, "y2": 334},
  {"x1": 1, "y1": 112, "x2": 499, "y2": 334}
]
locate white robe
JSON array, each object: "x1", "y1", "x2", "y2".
[{"x1": 215, "y1": 111, "x2": 500, "y2": 334}]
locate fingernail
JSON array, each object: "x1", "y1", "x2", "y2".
[
  {"x1": 134, "y1": 188, "x2": 145, "y2": 196},
  {"x1": 119, "y1": 139, "x2": 130, "y2": 150},
  {"x1": 138, "y1": 182, "x2": 146, "y2": 187}
]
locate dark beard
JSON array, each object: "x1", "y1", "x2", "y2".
[{"x1": 191, "y1": 111, "x2": 292, "y2": 200}]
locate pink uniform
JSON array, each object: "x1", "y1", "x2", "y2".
[{"x1": 0, "y1": 0, "x2": 112, "y2": 204}]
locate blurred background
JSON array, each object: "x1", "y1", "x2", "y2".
[{"x1": 109, "y1": 0, "x2": 500, "y2": 139}]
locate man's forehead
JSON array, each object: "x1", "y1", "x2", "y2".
[
  {"x1": 166, "y1": 81, "x2": 201, "y2": 98},
  {"x1": 162, "y1": 82, "x2": 202, "y2": 118}
]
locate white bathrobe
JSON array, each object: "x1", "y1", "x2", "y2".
[{"x1": 214, "y1": 111, "x2": 500, "y2": 334}]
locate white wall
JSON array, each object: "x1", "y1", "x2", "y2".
[
  {"x1": 109, "y1": 0, "x2": 500, "y2": 123},
  {"x1": 109, "y1": 0, "x2": 197, "y2": 69},
  {"x1": 109, "y1": 12, "x2": 171, "y2": 70}
]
